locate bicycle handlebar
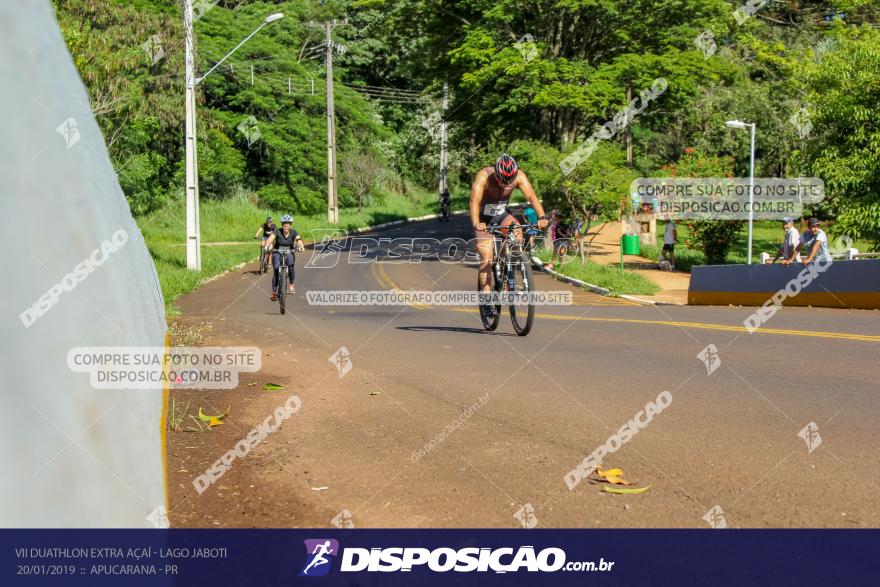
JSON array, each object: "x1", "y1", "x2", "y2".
[{"x1": 484, "y1": 222, "x2": 540, "y2": 233}]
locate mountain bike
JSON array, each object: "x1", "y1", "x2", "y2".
[
  {"x1": 255, "y1": 237, "x2": 270, "y2": 274},
  {"x1": 478, "y1": 223, "x2": 536, "y2": 336},
  {"x1": 259, "y1": 241, "x2": 269, "y2": 274},
  {"x1": 275, "y1": 247, "x2": 294, "y2": 315}
]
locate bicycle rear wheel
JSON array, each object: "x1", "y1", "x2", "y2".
[
  {"x1": 478, "y1": 268, "x2": 500, "y2": 331},
  {"x1": 508, "y1": 257, "x2": 535, "y2": 336},
  {"x1": 278, "y1": 268, "x2": 287, "y2": 315}
]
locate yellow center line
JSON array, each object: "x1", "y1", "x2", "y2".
[
  {"x1": 451, "y1": 309, "x2": 880, "y2": 342},
  {"x1": 372, "y1": 264, "x2": 878, "y2": 343},
  {"x1": 370, "y1": 262, "x2": 428, "y2": 310}
]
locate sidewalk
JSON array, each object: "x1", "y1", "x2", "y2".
[{"x1": 581, "y1": 221, "x2": 690, "y2": 305}]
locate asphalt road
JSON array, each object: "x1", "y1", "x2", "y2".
[{"x1": 168, "y1": 215, "x2": 880, "y2": 528}]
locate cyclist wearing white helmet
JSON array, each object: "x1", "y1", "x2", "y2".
[{"x1": 264, "y1": 214, "x2": 305, "y2": 300}]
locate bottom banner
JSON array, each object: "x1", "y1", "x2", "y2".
[{"x1": 2, "y1": 529, "x2": 875, "y2": 586}]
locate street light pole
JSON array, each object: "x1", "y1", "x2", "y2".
[
  {"x1": 726, "y1": 119, "x2": 757, "y2": 265},
  {"x1": 182, "y1": 8, "x2": 284, "y2": 271},
  {"x1": 325, "y1": 21, "x2": 338, "y2": 224},
  {"x1": 747, "y1": 122, "x2": 756, "y2": 265},
  {"x1": 184, "y1": 0, "x2": 200, "y2": 270}
]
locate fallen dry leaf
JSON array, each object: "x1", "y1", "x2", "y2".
[
  {"x1": 603, "y1": 485, "x2": 652, "y2": 495},
  {"x1": 596, "y1": 467, "x2": 633, "y2": 485},
  {"x1": 197, "y1": 406, "x2": 230, "y2": 428}
]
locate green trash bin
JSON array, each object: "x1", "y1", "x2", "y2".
[{"x1": 621, "y1": 234, "x2": 640, "y2": 255}]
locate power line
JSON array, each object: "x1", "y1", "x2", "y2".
[
  {"x1": 343, "y1": 88, "x2": 419, "y2": 101},
  {"x1": 342, "y1": 82, "x2": 422, "y2": 95}
]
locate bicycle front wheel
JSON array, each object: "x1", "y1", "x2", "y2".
[
  {"x1": 279, "y1": 268, "x2": 287, "y2": 315},
  {"x1": 478, "y1": 268, "x2": 501, "y2": 331},
  {"x1": 508, "y1": 258, "x2": 535, "y2": 336}
]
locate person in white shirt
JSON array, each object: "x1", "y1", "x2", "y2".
[
  {"x1": 771, "y1": 217, "x2": 802, "y2": 265},
  {"x1": 661, "y1": 220, "x2": 677, "y2": 268},
  {"x1": 799, "y1": 218, "x2": 833, "y2": 265}
]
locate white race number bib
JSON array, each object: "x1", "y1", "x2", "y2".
[{"x1": 483, "y1": 203, "x2": 507, "y2": 217}]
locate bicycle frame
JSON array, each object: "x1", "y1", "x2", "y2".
[
  {"x1": 275, "y1": 247, "x2": 294, "y2": 270},
  {"x1": 483, "y1": 223, "x2": 536, "y2": 293},
  {"x1": 486, "y1": 223, "x2": 534, "y2": 266},
  {"x1": 481, "y1": 222, "x2": 537, "y2": 336}
]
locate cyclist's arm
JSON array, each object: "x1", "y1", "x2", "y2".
[
  {"x1": 264, "y1": 233, "x2": 276, "y2": 249},
  {"x1": 255, "y1": 227, "x2": 263, "y2": 239},
  {"x1": 515, "y1": 172, "x2": 547, "y2": 227},
  {"x1": 470, "y1": 171, "x2": 488, "y2": 228}
]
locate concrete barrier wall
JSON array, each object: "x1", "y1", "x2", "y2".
[
  {"x1": 0, "y1": 1, "x2": 167, "y2": 526},
  {"x1": 688, "y1": 260, "x2": 880, "y2": 309}
]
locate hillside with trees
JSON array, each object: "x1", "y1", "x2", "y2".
[{"x1": 54, "y1": 0, "x2": 880, "y2": 244}]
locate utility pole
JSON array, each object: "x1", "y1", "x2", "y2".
[
  {"x1": 625, "y1": 82, "x2": 633, "y2": 170},
  {"x1": 325, "y1": 21, "x2": 338, "y2": 223},
  {"x1": 183, "y1": 0, "x2": 201, "y2": 270},
  {"x1": 438, "y1": 82, "x2": 448, "y2": 196},
  {"x1": 311, "y1": 20, "x2": 346, "y2": 224},
  {"x1": 181, "y1": 9, "x2": 283, "y2": 270}
]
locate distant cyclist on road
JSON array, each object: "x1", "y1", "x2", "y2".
[
  {"x1": 439, "y1": 188, "x2": 451, "y2": 222},
  {"x1": 254, "y1": 216, "x2": 276, "y2": 242},
  {"x1": 263, "y1": 214, "x2": 304, "y2": 301},
  {"x1": 470, "y1": 154, "x2": 548, "y2": 319},
  {"x1": 254, "y1": 216, "x2": 276, "y2": 269}
]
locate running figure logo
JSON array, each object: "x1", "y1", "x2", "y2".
[{"x1": 300, "y1": 539, "x2": 339, "y2": 577}]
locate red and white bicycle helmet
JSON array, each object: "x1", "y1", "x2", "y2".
[{"x1": 494, "y1": 153, "x2": 518, "y2": 184}]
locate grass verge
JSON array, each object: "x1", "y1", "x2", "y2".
[{"x1": 532, "y1": 249, "x2": 660, "y2": 296}]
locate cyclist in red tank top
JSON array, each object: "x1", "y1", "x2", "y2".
[{"x1": 470, "y1": 154, "x2": 548, "y2": 316}]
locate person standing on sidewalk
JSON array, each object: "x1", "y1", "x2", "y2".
[{"x1": 661, "y1": 220, "x2": 677, "y2": 269}]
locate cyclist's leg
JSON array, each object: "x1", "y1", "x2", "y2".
[
  {"x1": 475, "y1": 229, "x2": 493, "y2": 293},
  {"x1": 286, "y1": 252, "x2": 295, "y2": 292},
  {"x1": 271, "y1": 251, "x2": 281, "y2": 291},
  {"x1": 499, "y1": 213, "x2": 521, "y2": 244}
]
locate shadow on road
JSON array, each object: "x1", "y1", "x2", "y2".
[{"x1": 395, "y1": 325, "x2": 515, "y2": 336}]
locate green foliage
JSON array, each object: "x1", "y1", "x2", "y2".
[
  {"x1": 195, "y1": 129, "x2": 246, "y2": 199},
  {"x1": 256, "y1": 184, "x2": 325, "y2": 217},
  {"x1": 832, "y1": 204, "x2": 880, "y2": 249},
  {"x1": 660, "y1": 149, "x2": 745, "y2": 264},
  {"x1": 57, "y1": 0, "x2": 880, "y2": 257},
  {"x1": 793, "y1": 24, "x2": 880, "y2": 240}
]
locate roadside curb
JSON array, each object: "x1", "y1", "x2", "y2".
[
  {"x1": 619, "y1": 294, "x2": 684, "y2": 306},
  {"x1": 349, "y1": 210, "x2": 467, "y2": 234},
  {"x1": 531, "y1": 260, "x2": 685, "y2": 306}
]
